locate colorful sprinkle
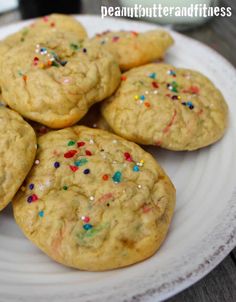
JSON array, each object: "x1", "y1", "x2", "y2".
[
  {"x1": 189, "y1": 85, "x2": 200, "y2": 94},
  {"x1": 182, "y1": 101, "x2": 194, "y2": 110},
  {"x1": 70, "y1": 165, "x2": 78, "y2": 172},
  {"x1": 83, "y1": 169, "x2": 90, "y2": 174},
  {"x1": 64, "y1": 150, "x2": 77, "y2": 158},
  {"x1": 70, "y1": 43, "x2": 80, "y2": 50},
  {"x1": 68, "y1": 140, "x2": 75, "y2": 146},
  {"x1": 124, "y1": 152, "x2": 133, "y2": 162},
  {"x1": 112, "y1": 36, "x2": 120, "y2": 42},
  {"x1": 81, "y1": 216, "x2": 90, "y2": 223},
  {"x1": 35, "y1": 159, "x2": 40, "y2": 165},
  {"x1": 74, "y1": 158, "x2": 88, "y2": 167},
  {"x1": 89, "y1": 196, "x2": 95, "y2": 201},
  {"x1": 85, "y1": 150, "x2": 92, "y2": 156},
  {"x1": 121, "y1": 75, "x2": 127, "y2": 81},
  {"x1": 29, "y1": 183, "x2": 34, "y2": 190},
  {"x1": 112, "y1": 171, "x2": 122, "y2": 183},
  {"x1": 54, "y1": 161, "x2": 60, "y2": 168},
  {"x1": 77, "y1": 141, "x2": 85, "y2": 147},
  {"x1": 38, "y1": 210, "x2": 44, "y2": 217},
  {"x1": 149, "y1": 72, "x2": 157, "y2": 79},
  {"x1": 144, "y1": 102, "x2": 151, "y2": 108},
  {"x1": 140, "y1": 95, "x2": 145, "y2": 101},
  {"x1": 133, "y1": 165, "x2": 140, "y2": 172},
  {"x1": 152, "y1": 81, "x2": 159, "y2": 88},
  {"x1": 83, "y1": 224, "x2": 93, "y2": 231},
  {"x1": 167, "y1": 70, "x2": 176, "y2": 77},
  {"x1": 63, "y1": 185, "x2": 68, "y2": 190},
  {"x1": 102, "y1": 174, "x2": 109, "y2": 181},
  {"x1": 167, "y1": 81, "x2": 178, "y2": 93}
]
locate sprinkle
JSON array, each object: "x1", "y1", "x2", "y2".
[
  {"x1": 137, "y1": 185, "x2": 142, "y2": 189},
  {"x1": 144, "y1": 102, "x2": 151, "y2": 108},
  {"x1": 171, "y1": 95, "x2": 179, "y2": 100},
  {"x1": 182, "y1": 101, "x2": 194, "y2": 110},
  {"x1": 167, "y1": 81, "x2": 178, "y2": 93},
  {"x1": 81, "y1": 216, "x2": 90, "y2": 223},
  {"x1": 43, "y1": 16, "x2": 49, "y2": 22},
  {"x1": 70, "y1": 165, "x2": 78, "y2": 172},
  {"x1": 102, "y1": 174, "x2": 109, "y2": 181},
  {"x1": 83, "y1": 48, "x2": 87, "y2": 53},
  {"x1": 54, "y1": 161, "x2": 60, "y2": 168},
  {"x1": 70, "y1": 43, "x2": 80, "y2": 50},
  {"x1": 89, "y1": 196, "x2": 95, "y2": 201},
  {"x1": 83, "y1": 169, "x2": 90, "y2": 174},
  {"x1": 134, "y1": 95, "x2": 139, "y2": 100},
  {"x1": 50, "y1": 22, "x2": 55, "y2": 27},
  {"x1": 112, "y1": 171, "x2": 122, "y2": 183},
  {"x1": 77, "y1": 141, "x2": 85, "y2": 147},
  {"x1": 35, "y1": 159, "x2": 40, "y2": 165},
  {"x1": 23, "y1": 75, "x2": 27, "y2": 82},
  {"x1": 64, "y1": 150, "x2": 77, "y2": 158},
  {"x1": 145, "y1": 91, "x2": 149, "y2": 95},
  {"x1": 63, "y1": 186, "x2": 68, "y2": 190},
  {"x1": 38, "y1": 210, "x2": 44, "y2": 217},
  {"x1": 33, "y1": 56, "x2": 39, "y2": 65},
  {"x1": 140, "y1": 159, "x2": 144, "y2": 164},
  {"x1": 63, "y1": 78, "x2": 71, "y2": 84},
  {"x1": 163, "y1": 109, "x2": 177, "y2": 134},
  {"x1": 133, "y1": 165, "x2": 140, "y2": 172},
  {"x1": 121, "y1": 75, "x2": 127, "y2": 81},
  {"x1": 85, "y1": 150, "x2": 92, "y2": 156},
  {"x1": 152, "y1": 81, "x2": 159, "y2": 88},
  {"x1": 83, "y1": 224, "x2": 93, "y2": 231},
  {"x1": 149, "y1": 72, "x2": 156, "y2": 79},
  {"x1": 124, "y1": 152, "x2": 133, "y2": 162},
  {"x1": 112, "y1": 36, "x2": 120, "y2": 42},
  {"x1": 31, "y1": 194, "x2": 39, "y2": 201},
  {"x1": 140, "y1": 95, "x2": 145, "y2": 101},
  {"x1": 89, "y1": 139, "x2": 94, "y2": 144},
  {"x1": 167, "y1": 70, "x2": 176, "y2": 77},
  {"x1": 189, "y1": 85, "x2": 200, "y2": 94},
  {"x1": 112, "y1": 140, "x2": 117, "y2": 144},
  {"x1": 29, "y1": 184, "x2": 34, "y2": 190},
  {"x1": 27, "y1": 196, "x2": 32, "y2": 203},
  {"x1": 68, "y1": 140, "x2": 75, "y2": 146},
  {"x1": 74, "y1": 158, "x2": 88, "y2": 167}
]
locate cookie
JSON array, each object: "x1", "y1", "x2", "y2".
[
  {"x1": 89, "y1": 30, "x2": 173, "y2": 70},
  {"x1": 101, "y1": 63, "x2": 228, "y2": 151},
  {"x1": 0, "y1": 36, "x2": 121, "y2": 128},
  {"x1": 0, "y1": 107, "x2": 36, "y2": 211},
  {"x1": 0, "y1": 14, "x2": 87, "y2": 60},
  {"x1": 13, "y1": 126, "x2": 175, "y2": 271}
]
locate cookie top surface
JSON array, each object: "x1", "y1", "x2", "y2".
[
  {"x1": 89, "y1": 30, "x2": 173, "y2": 71},
  {"x1": 0, "y1": 36, "x2": 121, "y2": 128},
  {"x1": 101, "y1": 63, "x2": 228, "y2": 151},
  {"x1": 0, "y1": 14, "x2": 87, "y2": 59},
  {"x1": 0, "y1": 107, "x2": 36, "y2": 210},
  {"x1": 13, "y1": 126, "x2": 175, "y2": 271}
]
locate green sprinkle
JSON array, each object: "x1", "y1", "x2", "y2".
[
  {"x1": 112, "y1": 171, "x2": 122, "y2": 183},
  {"x1": 52, "y1": 61, "x2": 59, "y2": 67},
  {"x1": 63, "y1": 186, "x2": 68, "y2": 190},
  {"x1": 70, "y1": 43, "x2": 80, "y2": 50},
  {"x1": 74, "y1": 158, "x2": 88, "y2": 167},
  {"x1": 68, "y1": 140, "x2": 76, "y2": 146}
]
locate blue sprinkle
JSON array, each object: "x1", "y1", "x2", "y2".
[
  {"x1": 74, "y1": 158, "x2": 88, "y2": 167},
  {"x1": 133, "y1": 165, "x2": 140, "y2": 172},
  {"x1": 54, "y1": 161, "x2": 60, "y2": 168},
  {"x1": 149, "y1": 72, "x2": 156, "y2": 79},
  {"x1": 83, "y1": 224, "x2": 93, "y2": 231},
  {"x1": 27, "y1": 196, "x2": 32, "y2": 203},
  {"x1": 112, "y1": 171, "x2": 122, "y2": 183},
  {"x1": 39, "y1": 210, "x2": 44, "y2": 217},
  {"x1": 140, "y1": 95, "x2": 145, "y2": 101},
  {"x1": 83, "y1": 169, "x2": 90, "y2": 174},
  {"x1": 29, "y1": 183, "x2": 34, "y2": 190}
]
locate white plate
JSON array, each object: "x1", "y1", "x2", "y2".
[{"x1": 0, "y1": 15, "x2": 236, "y2": 302}]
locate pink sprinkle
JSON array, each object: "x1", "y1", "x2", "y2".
[{"x1": 32, "y1": 194, "x2": 38, "y2": 202}]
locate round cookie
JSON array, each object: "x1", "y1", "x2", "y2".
[
  {"x1": 13, "y1": 126, "x2": 175, "y2": 271},
  {"x1": 0, "y1": 35, "x2": 121, "y2": 128},
  {"x1": 0, "y1": 107, "x2": 36, "y2": 211},
  {"x1": 0, "y1": 14, "x2": 87, "y2": 61},
  {"x1": 101, "y1": 63, "x2": 228, "y2": 151},
  {"x1": 89, "y1": 30, "x2": 174, "y2": 71}
]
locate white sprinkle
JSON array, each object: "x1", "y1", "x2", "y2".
[
  {"x1": 153, "y1": 90, "x2": 158, "y2": 94},
  {"x1": 89, "y1": 139, "x2": 94, "y2": 144},
  {"x1": 145, "y1": 90, "x2": 149, "y2": 95},
  {"x1": 138, "y1": 185, "x2": 142, "y2": 189},
  {"x1": 89, "y1": 196, "x2": 94, "y2": 201},
  {"x1": 35, "y1": 159, "x2": 40, "y2": 165}
]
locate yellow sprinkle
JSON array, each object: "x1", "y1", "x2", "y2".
[
  {"x1": 140, "y1": 159, "x2": 144, "y2": 164},
  {"x1": 134, "y1": 95, "x2": 139, "y2": 100}
]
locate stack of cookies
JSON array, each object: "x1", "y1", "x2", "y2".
[{"x1": 0, "y1": 14, "x2": 228, "y2": 271}]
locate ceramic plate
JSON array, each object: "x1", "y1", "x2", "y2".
[{"x1": 0, "y1": 15, "x2": 235, "y2": 302}]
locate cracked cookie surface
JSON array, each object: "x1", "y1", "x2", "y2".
[
  {"x1": 13, "y1": 126, "x2": 175, "y2": 271},
  {"x1": 101, "y1": 63, "x2": 228, "y2": 151},
  {"x1": 0, "y1": 35, "x2": 121, "y2": 128},
  {"x1": 0, "y1": 107, "x2": 36, "y2": 210},
  {"x1": 89, "y1": 30, "x2": 173, "y2": 71}
]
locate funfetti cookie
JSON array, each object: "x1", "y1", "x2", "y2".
[
  {"x1": 0, "y1": 107, "x2": 36, "y2": 211},
  {"x1": 101, "y1": 63, "x2": 228, "y2": 151},
  {"x1": 13, "y1": 126, "x2": 175, "y2": 271},
  {"x1": 0, "y1": 14, "x2": 87, "y2": 60},
  {"x1": 88, "y1": 30, "x2": 174, "y2": 71},
  {"x1": 0, "y1": 35, "x2": 121, "y2": 128}
]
